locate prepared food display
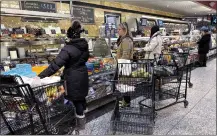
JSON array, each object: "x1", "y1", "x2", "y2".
[{"x1": 86, "y1": 57, "x2": 115, "y2": 75}]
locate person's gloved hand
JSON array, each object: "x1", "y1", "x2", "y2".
[{"x1": 38, "y1": 73, "x2": 45, "y2": 79}]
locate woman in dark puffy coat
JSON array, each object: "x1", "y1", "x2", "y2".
[
  {"x1": 38, "y1": 20, "x2": 89, "y2": 131},
  {"x1": 197, "y1": 26, "x2": 211, "y2": 67}
]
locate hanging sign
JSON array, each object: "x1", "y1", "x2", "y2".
[
  {"x1": 72, "y1": 6, "x2": 95, "y2": 24},
  {"x1": 21, "y1": 1, "x2": 56, "y2": 13}
]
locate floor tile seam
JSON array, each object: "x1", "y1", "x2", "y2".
[{"x1": 165, "y1": 85, "x2": 215, "y2": 135}]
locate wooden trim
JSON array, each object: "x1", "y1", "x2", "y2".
[{"x1": 70, "y1": 1, "x2": 182, "y2": 20}]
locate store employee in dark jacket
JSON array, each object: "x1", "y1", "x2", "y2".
[
  {"x1": 39, "y1": 20, "x2": 89, "y2": 131},
  {"x1": 197, "y1": 26, "x2": 211, "y2": 67}
]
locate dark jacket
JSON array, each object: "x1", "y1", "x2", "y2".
[
  {"x1": 39, "y1": 38, "x2": 89, "y2": 100},
  {"x1": 197, "y1": 34, "x2": 211, "y2": 54}
]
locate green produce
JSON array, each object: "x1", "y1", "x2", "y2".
[{"x1": 131, "y1": 68, "x2": 151, "y2": 78}]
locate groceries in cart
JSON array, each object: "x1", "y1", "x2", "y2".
[
  {"x1": 131, "y1": 68, "x2": 151, "y2": 78},
  {"x1": 153, "y1": 52, "x2": 189, "y2": 77},
  {"x1": 154, "y1": 66, "x2": 174, "y2": 76},
  {"x1": 1, "y1": 70, "x2": 65, "y2": 107},
  {"x1": 0, "y1": 75, "x2": 71, "y2": 135},
  {"x1": 118, "y1": 59, "x2": 152, "y2": 81},
  {"x1": 116, "y1": 84, "x2": 135, "y2": 93}
]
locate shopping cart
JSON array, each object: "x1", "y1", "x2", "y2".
[
  {"x1": 141, "y1": 52, "x2": 190, "y2": 111},
  {"x1": 184, "y1": 52, "x2": 199, "y2": 88},
  {"x1": 0, "y1": 75, "x2": 75, "y2": 135},
  {"x1": 109, "y1": 60, "x2": 155, "y2": 135},
  {"x1": 167, "y1": 47, "x2": 195, "y2": 88}
]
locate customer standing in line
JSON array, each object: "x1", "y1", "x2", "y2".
[
  {"x1": 143, "y1": 26, "x2": 163, "y2": 99},
  {"x1": 197, "y1": 26, "x2": 211, "y2": 67},
  {"x1": 38, "y1": 20, "x2": 89, "y2": 131},
  {"x1": 143, "y1": 25, "x2": 163, "y2": 59},
  {"x1": 116, "y1": 22, "x2": 134, "y2": 107}
]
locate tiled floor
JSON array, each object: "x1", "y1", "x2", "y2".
[{"x1": 81, "y1": 58, "x2": 216, "y2": 135}]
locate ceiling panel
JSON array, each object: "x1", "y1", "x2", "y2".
[{"x1": 119, "y1": 1, "x2": 216, "y2": 16}]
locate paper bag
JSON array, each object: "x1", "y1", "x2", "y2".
[{"x1": 118, "y1": 59, "x2": 132, "y2": 76}]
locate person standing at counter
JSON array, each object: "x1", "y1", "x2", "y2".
[
  {"x1": 197, "y1": 26, "x2": 211, "y2": 67},
  {"x1": 143, "y1": 25, "x2": 163, "y2": 59},
  {"x1": 38, "y1": 20, "x2": 89, "y2": 131},
  {"x1": 116, "y1": 22, "x2": 134, "y2": 107}
]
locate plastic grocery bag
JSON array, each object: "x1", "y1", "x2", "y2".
[
  {"x1": 21, "y1": 76, "x2": 42, "y2": 88},
  {"x1": 31, "y1": 77, "x2": 42, "y2": 88},
  {"x1": 116, "y1": 84, "x2": 135, "y2": 93},
  {"x1": 40, "y1": 76, "x2": 61, "y2": 85},
  {"x1": 20, "y1": 76, "x2": 47, "y2": 103},
  {"x1": 118, "y1": 59, "x2": 132, "y2": 76}
]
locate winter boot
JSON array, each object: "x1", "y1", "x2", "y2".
[{"x1": 75, "y1": 114, "x2": 86, "y2": 130}]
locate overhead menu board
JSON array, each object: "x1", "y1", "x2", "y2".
[
  {"x1": 72, "y1": 6, "x2": 95, "y2": 24},
  {"x1": 21, "y1": 1, "x2": 56, "y2": 13}
]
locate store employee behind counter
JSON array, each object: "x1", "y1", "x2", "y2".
[{"x1": 38, "y1": 20, "x2": 89, "y2": 131}]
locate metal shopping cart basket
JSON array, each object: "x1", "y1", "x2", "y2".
[
  {"x1": 0, "y1": 75, "x2": 75, "y2": 135},
  {"x1": 109, "y1": 60, "x2": 155, "y2": 135},
  {"x1": 141, "y1": 52, "x2": 190, "y2": 111}
]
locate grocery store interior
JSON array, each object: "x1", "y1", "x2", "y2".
[{"x1": 0, "y1": 0, "x2": 216, "y2": 135}]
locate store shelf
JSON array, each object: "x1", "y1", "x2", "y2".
[{"x1": 0, "y1": 39, "x2": 65, "y2": 46}]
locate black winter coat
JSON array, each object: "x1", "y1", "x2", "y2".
[
  {"x1": 39, "y1": 38, "x2": 89, "y2": 100},
  {"x1": 197, "y1": 34, "x2": 211, "y2": 54}
]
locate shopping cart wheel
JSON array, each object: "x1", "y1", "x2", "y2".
[
  {"x1": 188, "y1": 82, "x2": 193, "y2": 88},
  {"x1": 184, "y1": 100, "x2": 189, "y2": 108},
  {"x1": 50, "y1": 126, "x2": 59, "y2": 134}
]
